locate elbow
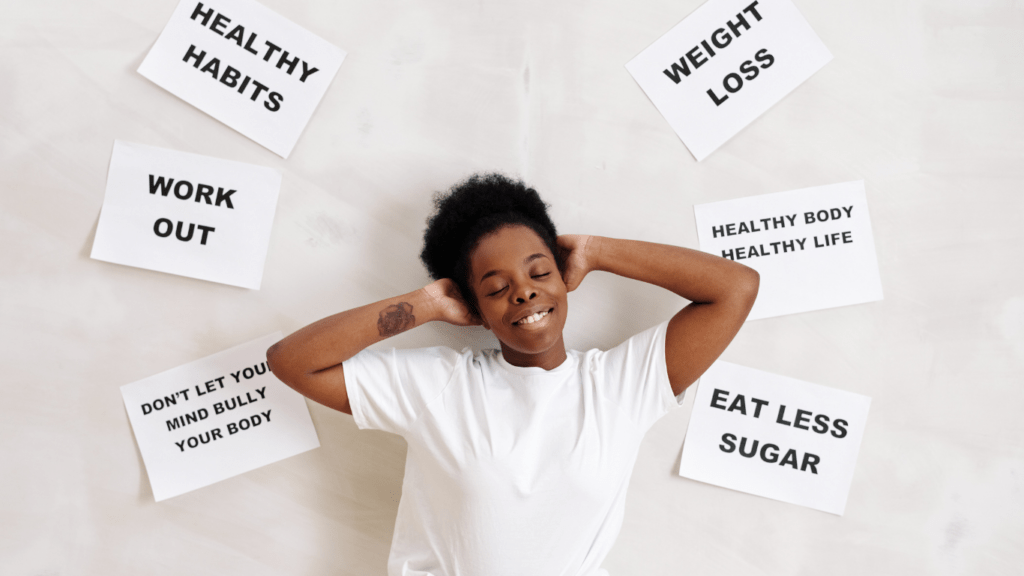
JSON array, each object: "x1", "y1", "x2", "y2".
[
  {"x1": 736, "y1": 265, "x2": 760, "y2": 306},
  {"x1": 265, "y1": 341, "x2": 287, "y2": 379}
]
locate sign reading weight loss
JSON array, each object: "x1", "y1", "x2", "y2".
[
  {"x1": 91, "y1": 140, "x2": 281, "y2": 289},
  {"x1": 139, "y1": 0, "x2": 346, "y2": 157},
  {"x1": 679, "y1": 361, "x2": 870, "y2": 515},
  {"x1": 693, "y1": 180, "x2": 883, "y2": 320},
  {"x1": 121, "y1": 333, "x2": 320, "y2": 502},
  {"x1": 626, "y1": 0, "x2": 832, "y2": 161}
]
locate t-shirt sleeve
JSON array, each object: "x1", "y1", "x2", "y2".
[
  {"x1": 592, "y1": 321, "x2": 682, "y2": 431},
  {"x1": 342, "y1": 346, "x2": 467, "y2": 435}
]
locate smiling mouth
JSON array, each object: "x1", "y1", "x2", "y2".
[{"x1": 514, "y1": 308, "x2": 554, "y2": 326}]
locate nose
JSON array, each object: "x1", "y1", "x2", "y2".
[{"x1": 512, "y1": 280, "x2": 538, "y2": 304}]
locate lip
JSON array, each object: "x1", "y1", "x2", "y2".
[{"x1": 510, "y1": 305, "x2": 556, "y2": 328}]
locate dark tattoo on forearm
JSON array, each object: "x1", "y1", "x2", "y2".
[{"x1": 378, "y1": 302, "x2": 415, "y2": 337}]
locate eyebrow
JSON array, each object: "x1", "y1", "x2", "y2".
[{"x1": 479, "y1": 253, "x2": 549, "y2": 284}]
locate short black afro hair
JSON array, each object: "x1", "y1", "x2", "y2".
[{"x1": 421, "y1": 173, "x2": 563, "y2": 311}]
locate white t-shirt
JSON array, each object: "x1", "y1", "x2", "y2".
[{"x1": 343, "y1": 322, "x2": 681, "y2": 576}]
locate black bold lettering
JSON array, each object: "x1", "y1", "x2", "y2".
[
  {"x1": 210, "y1": 13, "x2": 230, "y2": 35},
  {"x1": 190, "y1": 2, "x2": 214, "y2": 26},
  {"x1": 740, "y1": 59, "x2": 759, "y2": 80},
  {"x1": 175, "y1": 221, "x2": 195, "y2": 242},
  {"x1": 760, "y1": 443, "x2": 779, "y2": 463},
  {"x1": 276, "y1": 50, "x2": 300, "y2": 74},
  {"x1": 299, "y1": 61, "x2": 319, "y2": 82},
  {"x1": 183, "y1": 44, "x2": 206, "y2": 68},
  {"x1": 711, "y1": 28, "x2": 732, "y2": 49},
  {"x1": 153, "y1": 218, "x2": 172, "y2": 237},
  {"x1": 726, "y1": 12, "x2": 750, "y2": 37},
  {"x1": 739, "y1": 437, "x2": 759, "y2": 458},
  {"x1": 801, "y1": 452, "x2": 820, "y2": 474},
  {"x1": 707, "y1": 88, "x2": 729, "y2": 106},
  {"x1": 720, "y1": 248, "x2": 734, "y2": 260},
  {"x1": 199, "y1": 57, "x2": 221, "y2": 79},
  {"x1": 711, "y1": 388, "x2": 730, "y2": 409},
  {"x1": 685, "y1": 47, "x2": 707, "y2": 69},
  {"x1": 751, "y1": 397, "x2": 769, "y2": 418},
  {"x1": 195, "y1": 184, "x2": 214, "y2": 204},
  {"x1": 727, "y1": 394, "x2": 747, "y2": 415},
  {"x1": 197, "y1": 225, "x2": 215, "y2": 245},
  {"x1": 263, "y1": 40, "x2": 282, "y2": 62},
  {"x1": 719, "y1": 432, "x2": 737, "y2": 453},
  {"x1": 214, "y1": 187, "x2": 236, "y2": 209},
  {"x1": 780, "y1": 449, "x2": 799, "y2": 469},
  {"x1": 831, "y1": 419, "x2": 849, "y2": 439},
  {"x1": 663, "y1": 59, "x2": 692, "y2": 84},
  {"x1": 220, "y1": 66, "x2": 241, "y2": 88},
  {"x1": 723, "y1": 72, "x2": 743, "y2": 93},
  {"x1": 776, "y1": 405, "x2": 792, "y2": 426},
  {"x1": 225, "y1": 25, "x2": 245, "y2": 46},
  {"x1": 264, "y1": 91, "x2": 283, "y2": 112},
  {"x1": 149, "y1": 175, "x2": 174, "y2": 196},
  {"x1": 794, "y1": 409, "x2": 812, "y2": 430},
  {"x1": 173, "y1": 180, "x2": 194, "y2": 200},
  {"x1": 813, "y1": 414, "x2": 830, "y2": 433}
]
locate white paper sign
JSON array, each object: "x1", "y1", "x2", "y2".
[
  {"x1": 121, "y1": 332, "x2": 319, "y2": 501},
  {"x1": 91, "y1": 140, "x2": 281, "y2": 289},
  {"x1": 694, "y1": 180, "x2": 883, "y2": 320},
  {"x1": 139, "y1": 0, "x2": 346, "y2": 157},
  {"x1": 626, "y1": 0, "x2": 832, "y2": 161},
  {"x1": 679, "y1": 361, "x2": 870, "y2": 515}
]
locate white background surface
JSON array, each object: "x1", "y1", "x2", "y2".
[{"x1": 1, "y1": 0, "x2": 1022, "y2": 575}]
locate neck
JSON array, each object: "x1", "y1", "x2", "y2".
[{"x1": 499, "y1": 335, "x2": 568, "y2": 370}]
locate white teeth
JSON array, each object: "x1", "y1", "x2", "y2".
[{"x1": 517, "y1": 310, "x2": 549, "y2": 325}]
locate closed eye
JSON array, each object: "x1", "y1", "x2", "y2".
[
  {"x1": 487, "y1": 286, "x2": 508, "y2": 297},
  {"x1": 532, "y1": 272, "x2": 550, "y2": 279}
]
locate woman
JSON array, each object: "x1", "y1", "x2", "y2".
[{"x1": 267, "y1": 173, "x2": 759, "y2": 576}]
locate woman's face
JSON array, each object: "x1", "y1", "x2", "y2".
[{"x1": 468, "y1": 225, "x2": 568, "y2": 369}]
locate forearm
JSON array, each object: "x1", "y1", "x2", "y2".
[
  {"x1": 266, "y1": 288, "x2": 438, "y2": 408},
  {"x1": 589, "y1": 236, "x2": 758, "y2": 305}
]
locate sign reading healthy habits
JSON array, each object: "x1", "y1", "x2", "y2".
[
  {"x1": 91, "y1": 140, "x2": 281, "y2": 289},
  {"x1": 121, "y1": 333, "x2": 319, "y2": 501},
  {"x1": 626, "y1": 0, "x2": 832, "y2": 161},
  {"x1": 139, "y1": 0, "x2": 346, "y2": 157},
  {"x1": 679, "y1": 361, "x2": 870, "y2": 515},
  {"x1": 694, "y1": 180, "x2": 882, "y2": 320}
]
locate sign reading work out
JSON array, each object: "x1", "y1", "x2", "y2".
[
  {"x1": 121, "y1": 333, "x2": 320, "y2": 502},
  {"x1": 91, "y1": 140, "x2": 281, "y2": 289},
  {"x1": 679, "y1": 361, "x2": 870, "y2": 515},
  {"x1": 626, "y1": 0, "x2": 832, "y2": 161},
  {"x1": 693, "y1": 180, "x2": 883, "y2": 320},
  {"x1": 139, "y1": 0, "x2": 346, "y2": 157}
]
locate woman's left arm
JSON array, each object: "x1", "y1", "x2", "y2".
[{"x1": 559, "y1": 235, "x2": 759, "y2": 396}]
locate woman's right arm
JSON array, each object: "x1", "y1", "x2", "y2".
[{"x1": 266, "y1": 279, "x2": 478, "y2": 415}]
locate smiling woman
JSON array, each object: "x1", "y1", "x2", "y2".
[{"x1": 265, "y1": 173, "x2": 759, "y2": 576}]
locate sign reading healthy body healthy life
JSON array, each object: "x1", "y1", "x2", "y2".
[
  {"x1": 91, "y1": 140, "x2": 281, "y2": 289},
  {"x1": 679, "y1": 361, "x2": 870, "y2": 515},
  {"x1": 139, "y1": 0, "x2": 346, "y2": 157},
  {"x1": 121, "y1": 333, "x2": 320, "y2": 502},
  {"x1": 693, "y1": 180, "x2": 883, "y2": 320},
  {"x1": 626, "y1": 0, "x2": 832, "y2": 161}
]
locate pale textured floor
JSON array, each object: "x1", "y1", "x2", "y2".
[{"x1": 1, "y1": 0, "x2": 1022, "y2": 574}]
